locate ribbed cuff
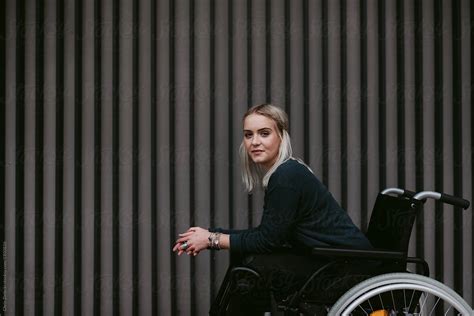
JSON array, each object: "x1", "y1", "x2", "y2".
[
  {"x1": 208, "y1": 227, "x2": 223, "y2": 233},
  {"x1": 229, "y1": 233, "x2": 242, "y2": 255}
]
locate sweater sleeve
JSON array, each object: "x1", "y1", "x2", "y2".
[
  {"x1": 230, "y1": 185, "x2": 300, "y2": 255},
  {"x1": 208, "y1": 227, "x2": 252, "y2": 234}
]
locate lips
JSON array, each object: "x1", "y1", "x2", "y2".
[{"x1": 251, "y1": 150, "x2": 264, "y2": 154}]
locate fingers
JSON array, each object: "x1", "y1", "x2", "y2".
[
  {"x1": 178, "y1": 231, "x2": 194, "y2": 238},
  {"x1": 173, "y1": 241, "x2": 190, "y2": 252},
  {"x1": 173, "y1": 241, "x2": 195, "y2": 254},
  {"x1": 187, "y1": 249, "x2": 199, "y2": 256},
  {"x1": 180, "y1": 242, "x2": 200, "y2": 256},
  {"x1": 177, "y1": 227, "x2": 199, "y2": 236},
  {"x1": 174, "y1": 245, "x2": 199, "y2": 256},
  {"x1": 173, "y1": 244, "x2": 183, "y2": 255},
  {"x1": 175, "y1": 237, "x2": 189, "y2": 244},
  {"x1": 173, "y1": 242, "x2": 185, "y2": 252},
  {"x1": 185, "y1": 244, "x2": 195, "y2": 253}
]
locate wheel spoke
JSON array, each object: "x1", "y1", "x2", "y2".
[
  {"x1": 444, "y1": 304, "x2": 452, "y2": 315},
  {"x1": 428, "y1": 297, "x2": 441, "y2": 315},
  {"x1": 357, "y1": 304, "x2": 369, "y2": 315},
  {"x1": 404, "y1": 289, "x2": 407, "y2": 308},
  {"x1": 390, "y1": 290, "x2": 397, "y2": 312},
  {"x1": 367, "y1": 298, "x2": 374, "y2": 312},
  {"x1": 378, "y1": 294, "x2": 385, "y2": 310},
  {"x1": 408, "y1": 289, "x2": 416, "y2": 311}
]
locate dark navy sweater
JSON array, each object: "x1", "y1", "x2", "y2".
[{"x1": 211, "y1": 159, "x2": 372, "y2": 255}]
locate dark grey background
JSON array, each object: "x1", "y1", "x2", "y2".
[{"x1": 2, "y1": 0, "x2": 473, "y2": 315}]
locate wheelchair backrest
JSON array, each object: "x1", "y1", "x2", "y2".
[{"x1": 365, "y1": 194, "x2": 423, "y2": 253}]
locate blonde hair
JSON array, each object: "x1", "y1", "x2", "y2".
[{"x1": 239, "y1": 104, "x2": 294, "y2": 192}]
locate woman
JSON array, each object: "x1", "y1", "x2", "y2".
[{"x1": 173, "y1": 104, "x2": 372, "y2": 314}]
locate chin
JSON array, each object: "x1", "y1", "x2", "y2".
[{"x1": 251, "y1": 158, "x2": 266, "y2": 165}]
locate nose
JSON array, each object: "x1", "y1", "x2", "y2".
[{"x1": 251, "y1": 135, "x2": 261, "y2": 146}]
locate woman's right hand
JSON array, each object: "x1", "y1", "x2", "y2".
[
  {"x1": 173, "y1": 227, "x2": 210, "y2": 256},
  {"x1": 175, "y1": 227, "x2": 210, "y2": 256}
]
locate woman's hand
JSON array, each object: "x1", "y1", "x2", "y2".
[{"x1": 172, "y1": 227, "x2": 210, "y2": 256}]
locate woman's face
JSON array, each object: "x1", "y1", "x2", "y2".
[{"x1": 243, "y1": 114, "x2": 281, "y2": 171}]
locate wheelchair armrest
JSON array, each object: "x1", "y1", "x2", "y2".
[
  {"x1": 312, "y1": 247, "x2": 406, "y2": 260},
  {"x1": 406, "y1": 256, "x2": 430, "y2": 276}
]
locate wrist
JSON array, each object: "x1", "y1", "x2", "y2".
[{"x1": 207, "y1": 232, "x2": 222, "y2": 250}]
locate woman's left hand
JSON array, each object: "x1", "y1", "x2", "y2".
[{"x1": 173, "y1": 227, "x2": 210, "y2": 256}]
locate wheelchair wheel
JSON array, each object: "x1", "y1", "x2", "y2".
[{"x1": 328, "y1": 273, "x2": 472, "y2": 316}]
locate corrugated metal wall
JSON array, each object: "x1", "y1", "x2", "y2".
[{"x1": 2, "y1": 0, "x2": 473, "y2": 315}]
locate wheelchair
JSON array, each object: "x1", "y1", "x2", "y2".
[{"x1": 210, "y1": 188, "x2": 474, "y2": 315}]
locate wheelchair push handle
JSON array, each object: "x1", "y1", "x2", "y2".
[
  {"x1": 381, "y1": 188, "x2": 416, "y2": 197},
  {"x1": 414, "y1": 191, "x2": 470, "y2": 210},
  {"x1": 440, "y1": 193, "x2": 470, "y2": 209}
]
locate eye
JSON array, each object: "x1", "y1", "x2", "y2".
[
  {"x1": 260, "y1": 131, "x2": 270, "y2": 137},
  {"x1": 244, "y1": 133, "x2": 253, "y2": 139}
]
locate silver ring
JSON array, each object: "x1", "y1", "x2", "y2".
[{"x1": 181, "y1": 241, "x2": 188, "y2": 250}]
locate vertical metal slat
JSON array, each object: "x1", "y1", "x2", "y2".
[
  {"x1": 434, "y1": 0, "x2": 445, "y2": 284},
  {"x1": 73, "y1": 0, "x2": 83, "y2": 315},
  {"x1": 169, "y1": 0, "x2": 177, "y2": 314},
  {"x1": 452, "y1": 0, "x2": 464, "y2": 296},
  {"x1": 189, "y1": 1, "x2": 196, "y2": 314},
  {"x1": 15, "y1": 0, "x2": 26, "y2": 314},
  {"x1": 54, "y1": 0, "x2": 65, "y2": 314},
  {"x1": 414, "y1": 0, "x2": 425, "y2": 269},
  {"x1": 340, "y1": 0, "x2": 347, "y2": 210},
  {"x1": 322, "y1": 0, "x2": 328, "y2": 185},
  {"x1": 34, "y1": 0, "x2": 45, "y2": 314},
  {"x1": 397, "y1": 0, "x2": 406, "y2": 188},
  {"x1": 378, "y1": 0, "x2": 386, "y2": 190},
  {"x1": 150, "y1": 0, "x2": 158, "y2": 313},
  {"x1": 93, "y1": 0, "x2": 102, "y2": 314},
  {"x1": 209, "y1": 0, "x2": 216, "y2": 304},
  {"x1": 0, "y1": 0, "x2": 5, "y2": 309},
  {"x1": 132, "y1": 0, "x2": 139, "y2": 314},
  {"x1": 112, "y1": 0, "x2": 120, "y2": 313},
  {"x1": 360, "y1": 0, "x2": 368, "y2": 231}
]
